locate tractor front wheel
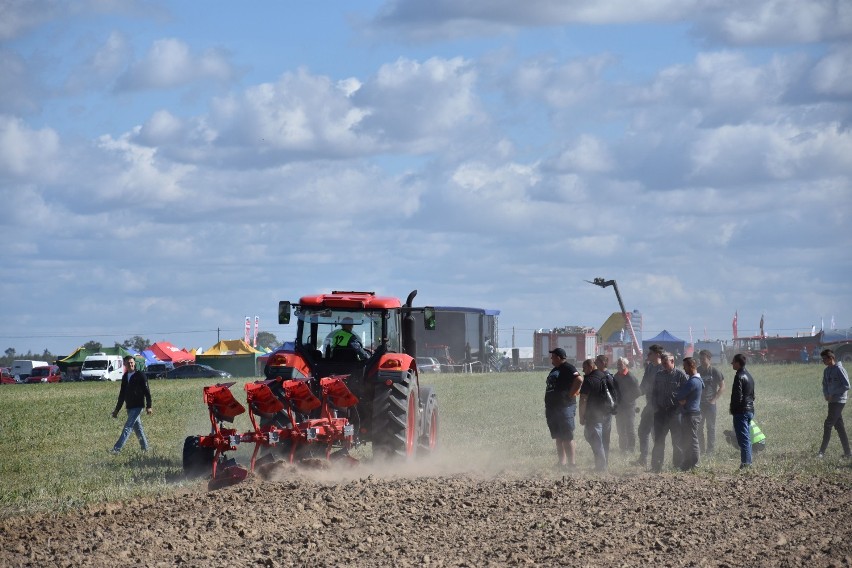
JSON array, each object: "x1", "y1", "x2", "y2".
[{"x1": 371, "y1": 372, "x2": 420, "y2": 459}]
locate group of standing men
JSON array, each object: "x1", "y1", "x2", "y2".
[{"x1": 544, "y1": 344, "x2": 755, "y2": 472}]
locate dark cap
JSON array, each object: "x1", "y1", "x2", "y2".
[{"x1": 549, "y1": 347, "x2": 567, "y2": 359}]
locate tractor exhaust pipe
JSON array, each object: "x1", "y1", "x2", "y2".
[{"x1": 402, "y1": 290, "x2": 417, "y2": 358}]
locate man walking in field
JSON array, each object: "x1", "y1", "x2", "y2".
[
  {"x1": 817, "y1": 349, "x2": 851, "y2": 458},
  {"x1": 110, "y1": 355, "x2": 153, "y2": 454}
]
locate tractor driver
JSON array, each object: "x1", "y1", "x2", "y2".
[{"x1": 326, "y1": 317, "x2": 371, "y2": 361}]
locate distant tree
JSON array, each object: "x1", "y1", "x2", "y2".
[
  {"x1": 41, "y1": 348, "x2": 55, "y2": 361},
  {"x1": 255, "y1": 331, "x2": 279, "y2": 350},
  {"x1": 1, "y1": 348, "x2": 16, "y2": 367},
  {"x1": 82, "y1": 340, "x2": 102, "y2": 352},
  {"x1": 121, "y1": 336, "x2": 151, "y2": 352}
]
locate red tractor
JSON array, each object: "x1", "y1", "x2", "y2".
[{"x1": 182, "y1": 290, "x2": 440, "y2": 488}]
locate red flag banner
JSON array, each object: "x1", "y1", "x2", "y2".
[
  {"x1": 244, "y1": 316, "x2": 251, "y2": 344},
  {"x1": 733, "y1": 311, "x2": 738, "y2": 339}
]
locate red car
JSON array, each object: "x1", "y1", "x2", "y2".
[
  {"x1": 26, "y1": 365, "x2": 62, "y2": 383},
  {"x1": 1, "y1": 367, "x2": 17, "y2": 384}
]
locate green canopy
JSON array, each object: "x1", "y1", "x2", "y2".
[{"x1": 57, "y1": 346, "x2": 146, "y2": 371}]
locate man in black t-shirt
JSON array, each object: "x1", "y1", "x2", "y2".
[{"x1": 544, "y1": 348, "x2": 582, "y2": 469}]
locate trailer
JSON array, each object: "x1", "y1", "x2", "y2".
[{"x1": 533, "y1": 327, "x2": 597, "y2": 368}]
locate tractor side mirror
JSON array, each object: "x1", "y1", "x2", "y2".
[
  {"x1": 423, "y1": 307, "x2": 436, "y2": 330},
  {"x1": 278, "y1": 301, "x2": 291, "y2": 325}
]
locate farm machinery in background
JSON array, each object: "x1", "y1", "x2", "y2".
[{"x1": 182, "y1": 290, "x2": 440, "y2": 490}]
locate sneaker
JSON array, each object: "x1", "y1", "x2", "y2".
[
  {"x1": 817, "y1": 453, "x2": 825, "y2": 459},
  {"x1": 630, "y1": 457, "x2": 647, "y2": 467},
  {"x1": 109, "y1": 449, "x2": 120, "y2": 455}
]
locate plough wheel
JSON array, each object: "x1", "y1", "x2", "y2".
[
  {"x1": 372, "y1": 371, "x2": 419, "y2": 459},
  {"x1": 182, "y1": 436, "x2": 214, "y2": 479}
]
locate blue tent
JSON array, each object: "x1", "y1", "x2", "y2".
[
  {"x1": 642, "y1": 330, "x2": 687, "y2": 359},
  {"x1": 141, "y1": 349, "x2": 161, "y2": 365}
]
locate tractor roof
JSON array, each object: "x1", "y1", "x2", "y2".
[{"x1": 298, "y1": 291, "x2": 402, "y2": 310}]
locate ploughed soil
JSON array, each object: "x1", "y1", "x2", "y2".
[{"x1": 2, "y1": 462, "x2": 851, "y2": 568}]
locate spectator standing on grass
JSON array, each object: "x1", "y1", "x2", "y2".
[
  {"x1": 729, "y1": 353, "x2": 755, "y2": 469},
  {"x1": 594, "y1": 354, "x2": 616, "y2": 457},
  {"x1": 817, "y1": 349, "x2": 851, "y2": 459},
  {"x1": 613, "y1": 356, "x2": 641, "y2": 454},
  {"x1": 632, "y1": 344, "x2": 664, "y2": 467},
  {"x1": 111, "y1": 355, "x2": 152, "y2": 454},
  {"x1": 697, "y1": 349, "x2": 725, "y2": 456},
  {"x1": 650, "y1": 351, "x2": 688, "y2": 473},
  {"x1": 579, "y1": 359, "x2": 612, "y2": 472},
  {"x1": 543, "y1": 348, "x2": 582, "y2": 469},
  {"x1": 676, "y1": 357, "x2": 703, "y2": 470}
]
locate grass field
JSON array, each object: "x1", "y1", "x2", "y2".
[{"x1": 0, "y1": 364, "x2": 847, "y2": 518}]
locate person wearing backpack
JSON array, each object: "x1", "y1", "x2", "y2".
[
  {"x1": 579, "y1": 358, "x2": 614, "y2": 472},
  {"x1": 676, "y1": 357, "x2": 704, "y2": 470},
  {"x1": 650, "y1": 351, "x2": 688, "y2": 472}
]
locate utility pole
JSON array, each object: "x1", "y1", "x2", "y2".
[{"x1": 586, "y1": 277, "x2": 643, "y2": 359}]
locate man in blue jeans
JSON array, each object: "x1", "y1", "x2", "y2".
[
  {"x1": 111, "y1": 356, "x2": 153, "y2": 454},
  {"x1": 729, "y1": 353, "x2": 755, "y2": 469},
  {"x1": 579, "y1": 359, "x2": 612, "y2": 472}
]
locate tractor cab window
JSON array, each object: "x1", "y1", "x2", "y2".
[{"x1": 296, "y1": 308, "x2": 390, "y2": 357}]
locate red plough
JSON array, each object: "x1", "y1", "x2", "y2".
[{"x1": 183, "y1": 375, "x2": 359, "y2": 490}]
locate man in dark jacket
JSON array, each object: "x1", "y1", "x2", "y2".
[
  {"x1": 730, "y1": 353, "x2": 755, "y2": 469},
  {"x1": 650, "y1": 351, "x2": 688, "y2": 472},
  {"x1": 111, "y1": 356, "x2": 153, "y2": 454},
  {"x1": 613, "y1": 356, "x2": 641, "y2": 453},
  {"x1": 579, "y1": 359, "x2": 613, "y2": 472},
  {"x1": 632, "y1": 344, "x2": 663, "y2": 466}
]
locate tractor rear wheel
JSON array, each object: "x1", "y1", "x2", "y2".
[
  {"x1": 418, "y1": 386, "x2": 439, "y2": 456},
  {"x1": 372, "y1": 372, "x2": 420, "y2": 459},
  {"x1": 182, "y1": 436, "x2": 214, "y2": 478}
]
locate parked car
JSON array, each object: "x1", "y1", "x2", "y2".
[
  {"x1": 416, "y1": 356, "x2": 442, "y2": 374},
  {"x1": 26, "y1": 365, "x2": 62, "y2": 383},
  {"x1": 165, "y1": 364, "x2": 231, "y2": 380},
  {"x1": 1, "y1": 367, "x2": 18, "y2": 384},
  {"x1": 145, "y1": 361, "x2": 175, "y2": 380}
]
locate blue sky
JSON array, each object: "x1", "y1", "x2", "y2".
[{"x1": 1, "y1": 0, "x2": 850, "y2": 356}]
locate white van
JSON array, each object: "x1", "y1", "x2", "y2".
[
  {"x1": 80, "y1": 353, "x2": 124, "y2": 382},
  {"x1": 11, "y1": 360, "x2": 49, "y2": 381}
]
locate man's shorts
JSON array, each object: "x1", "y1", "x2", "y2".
[{"x1": 546, "y1": 403, "x2": 576, "y2": 440}]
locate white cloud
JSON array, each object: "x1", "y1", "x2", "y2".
[
  {"x1": 115, "y1": 38, "x2": 236, "y2": 91},
  {"x1": 354, "y1": 56, "x2": 488, "y2": 152},
  {"x1": 0, "y1": 115, "x2": 61, "y2": 179}
]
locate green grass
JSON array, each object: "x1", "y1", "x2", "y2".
[{"x1": 0, "y1": 364, "x2": 847, "y2": 517}]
